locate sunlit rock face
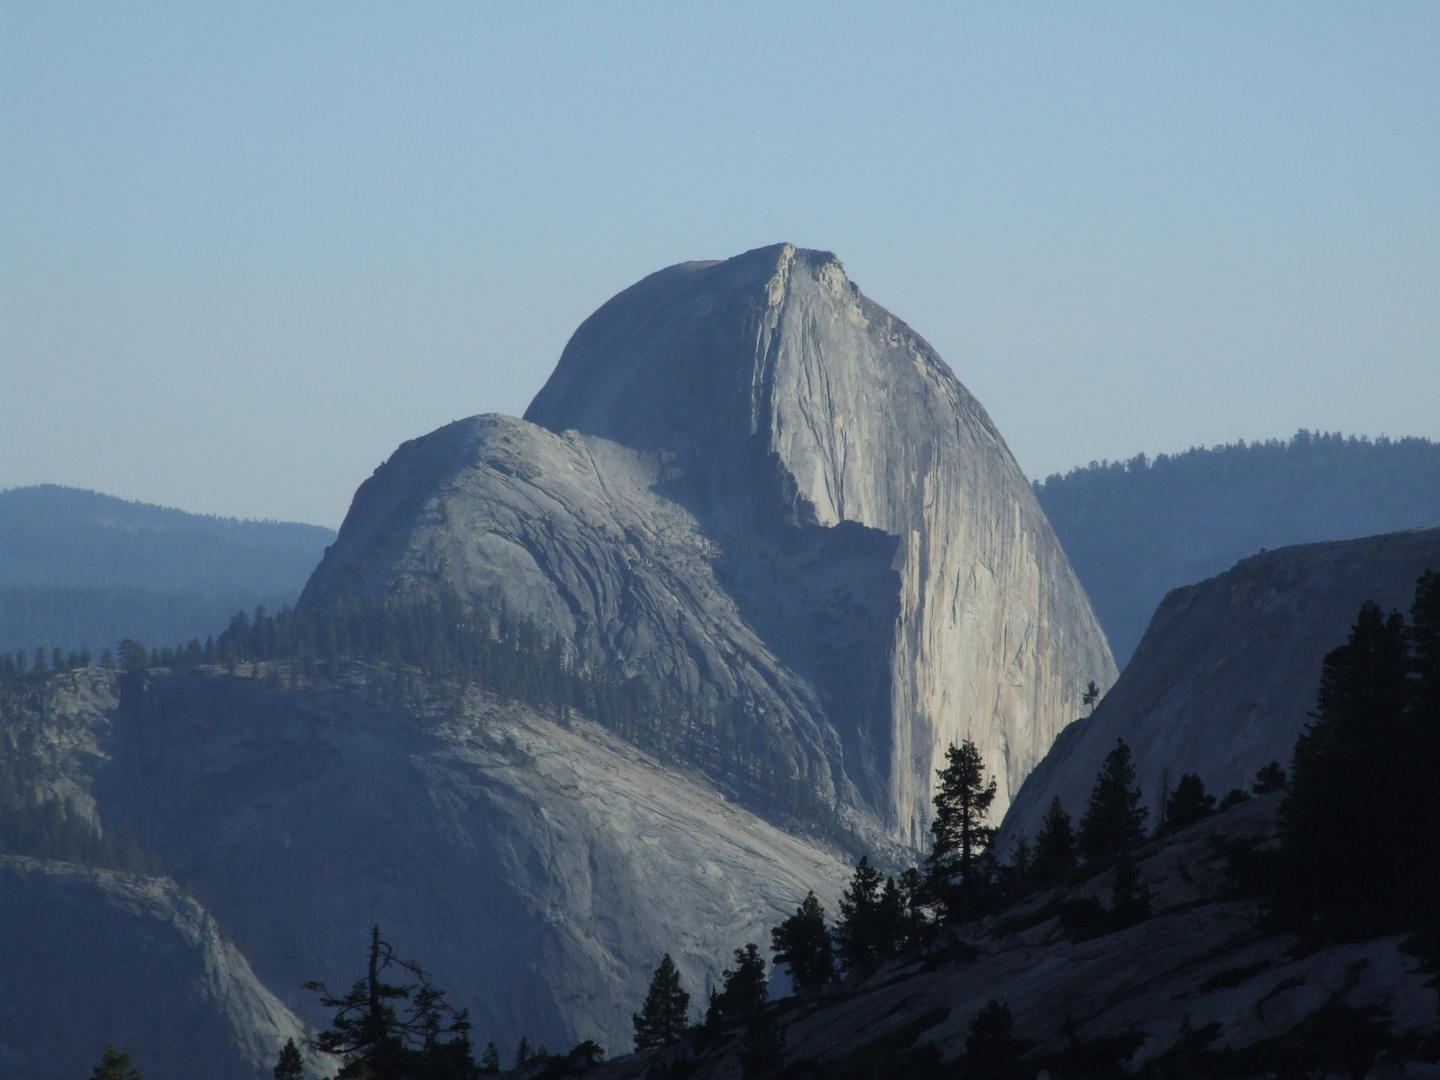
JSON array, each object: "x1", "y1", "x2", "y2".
[
  {"x1": 305, "y1": 244, "x2": 1115, "y2": 845},
  {"x1": 998, "y1": 527, "x2": 1440, "y2": 852}
]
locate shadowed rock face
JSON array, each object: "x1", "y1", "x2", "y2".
[
  {"x1": 998, "y1": 527, "x2": 1440, "y2": 851},
  {"x1": 0, "y1": 856, "x2": 314, "y2": 1080},
  {"x1": 304, "y1": 244, "x2": 1115, "y2": 844}
]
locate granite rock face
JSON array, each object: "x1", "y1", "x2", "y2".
[
  {"x1": 998, "y1": 527, "x2": 1440, "y2": 850},
  {"x1": 304, "y1": 244, "x2": 1116, "y2": 843},
  {"x1": 13, "y1": 666, "x2": 848, "y2": 1058},
  {"x1": 0, "y1": 856, "x2": 316, "y2": 1080}
]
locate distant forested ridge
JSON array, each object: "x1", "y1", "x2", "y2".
[
  {"x1": 1035, "y1": 432, "x2": 1440, "y2": 667},
  {"x1": 0, "y1": 485, "x2": 334, "y2": 654}
]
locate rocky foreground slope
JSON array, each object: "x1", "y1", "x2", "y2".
[
  {"x1": 999, "y1": 527, "x2": 1440, "y2": 851},
  {"x1": 578, "y1": 794, "x2": 1437, "y2": 1079},
  {"x1": 303, "y1": 243, "x2": 1116, "y2": 846},
  {"x1": 0, "y1": 666, "x2": 849, "y2": 1075}
]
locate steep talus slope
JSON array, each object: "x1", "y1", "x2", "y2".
[
  {"x1": 306, "y1": 243, "x2": 1115, "y2": 843},
  {"x1": 999, "y1": 527, "x2": 1440, "y2": 850},
  {"x1": 13, "y1": 666, "x2": 848, "y2": 1057},
  {"x1": 0, "y1": 856, "x2": 315, "y2": 1080}
]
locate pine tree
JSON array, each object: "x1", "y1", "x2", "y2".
[
  {"x1": 1109, "y1": 849, "x2": 1152, "y2": 925},
  {"x1": 925, "y1": 740, "x2": 996, "y2": 919},
  {"x1": 479, "y1": 1041, "x2": 500, "y2": 1075},
  {"x1": 706, "y1": 944, "x2": 767, "y2": 1028},
  {"x1": 273, "y1": 1038, "x2": 304, "y2": 1080},
  {"x1": 91, "y1": 1045, "x2": 142, "y2": 1080},
  {"x1": 304, "y1": 925, "x2": 478, "y2": 1079},
  {"x1": 633, "y1": 954, "x2": 691, "y2": 1049},
  {"x1": 1031, "y1": 796, "x2": 1076, "y2": 886},
  {"x1": 770, "y1": 892, "x2": 834, "y2": 993},
  {"x1": 1160, "y1": 773, "x2": 1214, "y2": 834},
  {"x1": 834, "y1": 857, "x2": 885, "y2": 975},
  {"x1": 1077, "y1": 739, "x2": 1148, "y2": 863},
  {"x1": 1082, "y1": 680, "x2": 1101, "y2": 714}
]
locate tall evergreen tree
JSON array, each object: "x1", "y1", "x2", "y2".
[
  {"x1": 770, "y1": 892, "x2": 834, "y2": 993},
  {"x1": 706, "y1": 944, "x2": 768, "y2": 1029},
  {"x1": 965, "y1": 1000, "x2": 1030, "y2": 1080},
  {"x1": 479, "y1": 1042, "x2": 500, "y2": 1075},
  {"x1": 633, "y1": 954, "x2": 691, "y2": 1049},
  {"x1": 1030, "y1": 796, "x2": 1076, "y2": 886},
  {"x1": 273, "y1": 1038, "x2": 304, "y2": 1080},
  {"x1": 834, "y1": 857, "x2": 885, "y2": 975},
  {"x1": 925, "y1": 740, "x2": 997, "y2": 918},
  {"x1": 737, "y1": 1006, "x2": 783, "y2": 1080},
  {"x1": 1160, "y1": 773, "x2": 1214, "y2": 834},
  {"x1": 1077, "y1": 739, "x2": 1148, "y2": 862}
]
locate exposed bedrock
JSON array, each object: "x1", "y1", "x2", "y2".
[
  {"x1": 999, "y1": 527, "x2": 1440, "y2": 851},
  {"x1": 304, "y1": 243, "x2": 1116, "y2": 845}
]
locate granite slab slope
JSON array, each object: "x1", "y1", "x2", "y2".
[
  {"x1": 50, "y1": 667, "x2": 848, "y2": 1057},
  {"x1": 998, "y1": 527, "x2": 1440, "y2": 850},
  {"x1": 305, "y1": 243, "x2": 1116, "y2": 845}
]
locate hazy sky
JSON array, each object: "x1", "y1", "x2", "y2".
[{"x1": 3, "y1": 3, "x2": 1437, "y2": 527}]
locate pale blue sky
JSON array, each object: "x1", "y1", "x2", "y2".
[{"x1": 3, "y1": 2, "x2": 1437, "y2": 527}]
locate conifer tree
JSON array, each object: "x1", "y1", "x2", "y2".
[
  {"x1": 925, "y1": 740, "x2": 996, "y2": 918},
  {"x1": 737, "y1": 1006, "x2": 783, "y2": 1080},
  {"x1": 1031, "y1": 796, "x2": 1076, "y2": 886},
  {"x1": 479, "y1": 1041, "x2": 500, "y2": 1075},
  {"x1": 1077, "y1": 739, "x2": 1148, "y2": 862},
  {"x1": 633, "y1": 954, "x2": 691, "y2": 1049},
  {"x1": 834, "y1": 857, "x2": 885, "y2": 975},
  {"x1": 273, "y1": 1038, "x2": 304, "y2": 1080},
  {"x1": 92, "y1": 1044, "x2": 142, "y2": 1080},
  {"x1": 1109, "y1": 849, "x2": 1152, "y2": 925},
  {"x1": 706, "y1": 944, "x2": 767, "y2": 1028},
  {"x1": 770, "y1": 892, "x2": 834, "y2": 993},
  {"x1": 1160, "y1": 773, "x2": 1214, "y2": 834}
]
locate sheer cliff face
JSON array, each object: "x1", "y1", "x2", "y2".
[
  {"x1": 305, "y1": 244, "x2": 1115, "y2": 843},
  {"x1": 998, "y1": 527, "x2": 1440, "y2": 852}
]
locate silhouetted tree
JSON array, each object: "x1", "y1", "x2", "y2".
[
  {"x1": 706, "y1": 944, "x2": 767, "y2": 1028},
  {"x1": 479, "y1": 1042, "x2": 499, "y2": 1075},
  {"x1": 965, "y1": 1000, "x2": 1030, "y2": 1080},
  {"x1": 925, "y1": 740, "x2": 996, "y2": 919},
  {"x1": 273, "y1": 1038, "x2": 304, "y2": 1080},
  {"x1": 1109, "y1": 850, "x2": 1152, "y2": 926},
  {"x1": 1078, "y1": 739, "x2": 1148, "y2": 862},
  {"x1": 770, "y1": 891, "x2": 834, "y2": 993},
  {"x1": 1082, "y1": 680, "x2": 1101, "y2": 715},
  {"x1": 633, "y1": 954, "x2": 691, "y2": 1049},
  {"x1": 1160, "y1": 773, "x2": 1214, "y2": 834},
  {"x1": 304, "y1": 925, "x2": 478, "y2": 1079},
  {"x1": 834, "y1": 857, "x2": 886, "y2": 976},
  {"x1": 1031, "y1": 796, "x2": 1076, "y2": 886},
  {"x1": 1251, "y1": 761, "x2": 1287, "y2": 795}
]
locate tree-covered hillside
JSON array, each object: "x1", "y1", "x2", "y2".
[
  {"x1": 0, "y1": 485, "x2": 334, "y2": 654},
  {"x1": 1035, "y1": 432, "x2": 1440, "y2": 666}
]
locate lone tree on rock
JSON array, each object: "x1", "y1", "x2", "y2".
[
  {"x1": 1078, "y1": 738, "x2": 1148, "y2": 863},
  {"x1": 925, "y1": 740, "x2": 997, "y2": 918},
  {"x1": 633, "y1": 954, "x2": 691, "y2": 1049},
  {"x1": 770, "y1": 891, "x2": 834, "y2": 994}
]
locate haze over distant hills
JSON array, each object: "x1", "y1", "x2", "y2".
[
  {"x1": 1035, "y1": 431, "x2": 1440, "y2": 667},
  {"x1": 0, "y1": 485, "x2": 335, "y2": 655}
]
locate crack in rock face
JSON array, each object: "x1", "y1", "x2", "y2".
[{"x1": 304, "y1": 243, "x2": 1116, "y2": 850}]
